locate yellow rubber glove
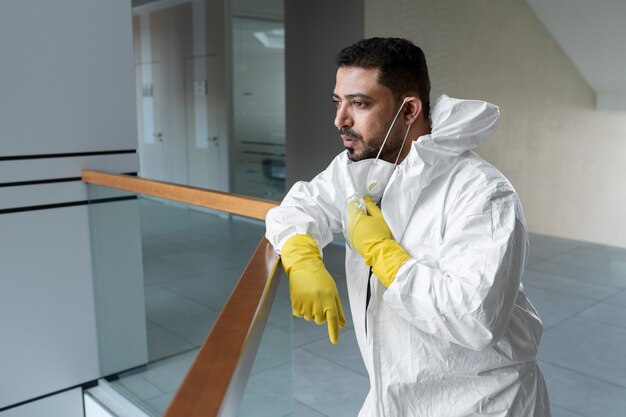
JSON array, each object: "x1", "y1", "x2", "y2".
[
  {"x1": 347, "y1": 195, "x2": 411, "y2": 287},
  {"x1": 280, "y1": 234, "x2": 346, "y2": 344}
]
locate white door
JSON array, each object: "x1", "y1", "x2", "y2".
[
  {"x1": 185, "y1": 55, "x2": 222, "y2": 191},
  {"x1": 135, "y1": 61, "x2": 166, "y2": 180}
]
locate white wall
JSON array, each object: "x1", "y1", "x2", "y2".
[
  {"x1": 0, "y1": 1, "x2": 137, "y2": 156},
  {"x1": 0, "y1": 0, "x2": 144, "y2": 412},
  {"x1": 0, "y1": 389, "x2": 83, "y2": 417},
  {"x1": 365, "y1": 0, "x2": 626, "y2": 248}
]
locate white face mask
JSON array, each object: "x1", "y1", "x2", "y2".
[
  {"x1": 346, "y1": 158, "x2": 396, "y2": 205},
  {"x1": 346, "y1": 97, "x2": 412, "y2": 209}
]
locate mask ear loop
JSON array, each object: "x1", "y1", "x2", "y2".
[
  {"x1": 393, "y1": 122, "x2": 413, "y2": 166},
  {"x1": 353, "y1": 97, "x2": 411, "y2": 219},
  {"x1": 373, "y1": 97, "x2": 410, "y2": 165}
]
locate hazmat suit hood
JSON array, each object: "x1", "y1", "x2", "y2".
[
  {"x1": 385, "y1": 95, "x2": 500, "y2": 242},
  {"x1": 415, "y1": 94, "x2": 500, "y2": 159}
]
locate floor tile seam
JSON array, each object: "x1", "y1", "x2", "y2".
[
  {"x1": 293, "y1": 397, "x2": 333, "y2": 417},
  {"x1": 146, "y1": 256, "x2": 201, "y2": 275},
  {"x1": 293, "y1": 333, "x2": 329, "y2": 348},
  {"x1": 144, "y1": 349, "x2": 200, "y2": 376},
  {"x1": 149, "y1": 234, "x2": 220, "y2": 247},
  {"x1": 539, "y1": 359, "x2": 626, "y2": 391},
  {"x1": 541, "y1": 296, "x2": 609, "y2": 331},
  {"x1": 161, "y1": 250, "x2": 243, "y2": 269},
  {"x1": 143, "y1": 230, "x2": 199, "y2": 242},
  {"x1": 145, "y1": 319, "x2": 171, "y2": 332},
  {"x1": 565, "y1": 245, "x2": 626, "y2": 261},
  {"x1": 527, "y1": 242, "x2": 626, "y2": 264},
  {"x1": 522, "y1": 281, "x2": 619, "y2": 302},
  {"x1": 251, "y1": 359, "x2": 294, "y2": 377},
  {"x1": 264, "y1": 321, "x2": 293, "y2": 335},
  {"x1": 528, "y1": 244, "x2": 584, "y2": 265},
  {"x1": 279, "y1": 321, "x2": 293, "y2": 331},
  {"x1": 157, "y1": 280, "x2": 227, "y2": 313},
  {"x1": 153, "y1": 308, "x2": 217, "y2": 328},
  {"x1": 156, "y1": 271, "x2": 214, "y2": 286},
  {"x1": 294, "y1": 400, "x2": 332, "y2": 417},
  {"x1": 159, "y1": 321, "x2": 207, "y2": 348},
  {"x1": 539, "y1": 265, "x2": 626, "y2": 286},
  {"x1": 523, "y1": 268, "x2": 623, "y2": 291},
  {"x1": 298, "y1": 345, "x2": 369, "y2": 377},
  {"x1": 596, "y1": 287, "x2": 626, "y2": 304},
  {"x1": 522, "y1": 281, "x2": 609, "y2": 303},
  {"x1": 150, "y1": 227, "x2": 210, "y2": 238},
  {"x1": 147, "y1": 324, "x2": 197, "y2": 351},
  {"x1": 249, "y1": 360, "x2": 293, "y2": 378},
  {"x1": 570, "y1": 313, "x2": 626, "y2": 332},
  {"x1": 146, "y1": 284, "x2": 219, "y2": 316},
  {"x1": 291, "y1": 321, "x2": 357, "y2": 335},
  {"x1": 524, "y1": 267, "x2": 626, "y2": 290},
  {"x1": 141, "y1": 237, "x2": 190, "y2": 248},
  {"x1": 558, "y1": 292, "x2": 626, "y2": 330},
  {"x1": 551, "y1": 404, "x2": 590, "y2": 417},
  {"x1": 604, "y1": 295, "x2": 626, "y2": 307}
]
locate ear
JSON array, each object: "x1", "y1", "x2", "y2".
[{"x1": 403, "y1": 97, "x2": 423, "y2": 126}]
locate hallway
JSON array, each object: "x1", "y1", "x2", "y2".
[{"x1": 113, "y1": 198, "x2": 626, "y2": 417}]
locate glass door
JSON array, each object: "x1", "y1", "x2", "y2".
[{"x1": 231, "y1": 16, "x2": 286, "y2": 200}]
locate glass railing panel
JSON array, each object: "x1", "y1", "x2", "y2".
[
  {"x1": 86, "y1": 183, "x2": 271, "y2": 416},
  {"x1": 238, "y1": 271, "x2": 292, "y2": 417},
  {"x1": 291, "y1": 240, "x2": 370, "y2": 417}
]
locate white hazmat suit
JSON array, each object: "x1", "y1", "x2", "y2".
[{"x1": 266, "y1": 95, "x2": 550, "y2": 417}]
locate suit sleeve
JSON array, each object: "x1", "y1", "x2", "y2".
[
  {"x1": 383, "y1": 180, "x2": 528, "y2": 350},
  {"x1": 265, "y1": 154, "x2": 347, "y2": 253}
]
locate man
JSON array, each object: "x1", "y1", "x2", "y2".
[{"x1": 266, "y1": 38, "x2": 550, "y2": 416}]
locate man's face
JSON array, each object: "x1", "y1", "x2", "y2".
[{"x1": 333, "y1": 66, "x2": 405, "y2": 162}]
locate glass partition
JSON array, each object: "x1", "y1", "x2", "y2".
[
  {"x1": 87, "y1": 183, "x2": 290, "y2": 416},
  {"x1": 238, "y1": 275, "x2": 292, "y2": 417},
  {"x1": 231, "y1": 15, "x2": 286, "y2": 201}
]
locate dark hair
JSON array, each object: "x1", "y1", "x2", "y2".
[{"x1": 336, "y1": 37, "x2": 431, "y2": 117}]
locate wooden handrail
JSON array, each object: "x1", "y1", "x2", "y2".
[
  {"x1": 82, "y1": 170, "x2": 286, "y2": 416},
  {"x1": 163, "y1": 237, "x2": 281, "y2": 417},
  {"x1": 81, "y1": 170, "x2": 278, "y2": 220}
]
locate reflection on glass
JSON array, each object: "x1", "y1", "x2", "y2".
[
  {"x1": 132, "y1": 1, "x2": 224, "y2": 189},
  {"x1": 232, "y1": 16, "x2": 286, "y2": 200},
  {"x1": 88, "y1": 185, "x2": 148, "y2": 378}
]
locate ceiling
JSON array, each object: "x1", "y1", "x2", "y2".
[{"x1": 526, "y1": 0, "x2": 626, "y2": 111}]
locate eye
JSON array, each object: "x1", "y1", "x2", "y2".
[
  {"x1": 332, "y1": 100, "x2": 340, "y2": 108},
  {"x1": 353, "y1": 101, "x2": 367, "y2": 108}
]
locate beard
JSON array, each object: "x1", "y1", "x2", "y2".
[{"x1": 341, "y1": 119, "x2": 406, "y2": 163}]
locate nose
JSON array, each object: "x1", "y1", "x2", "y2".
[{"x1": 334, "y1": 102, "x2": 352, "y2": 130}]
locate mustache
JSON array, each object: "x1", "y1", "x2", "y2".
[{"x1": 339, "y1": 126, "x2": 362, "y2": 140}]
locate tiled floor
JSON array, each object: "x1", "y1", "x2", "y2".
[{"x1": 112, "y1": 199, "x2": 626, "y2": 417}]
